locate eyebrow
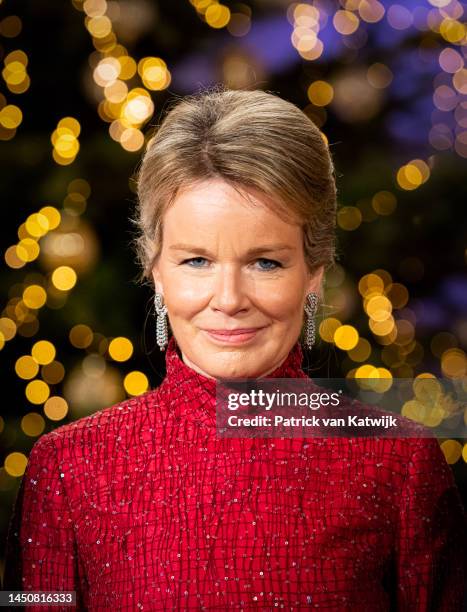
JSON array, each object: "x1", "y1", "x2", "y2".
[{"x1": 169, "y1": 243, "x2": 295, "y2": 257}]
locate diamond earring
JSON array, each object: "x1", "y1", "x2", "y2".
[
  {"x1": 154, "y1": 292, "x2": 168, "y2": 351},
  {"x1": 303, "y1": 292, "x2": 319, "y2": 350}
]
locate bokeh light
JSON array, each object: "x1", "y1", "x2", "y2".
[
  {"x1": 15, "y1": 356, "x2": 39, "y2": 380},
  {"x1": 51, "y1": 266, "x2": 77, "y2": 291},
  {"x1": 4, "y1": 452, "x2": 28, "y2": 477},
  {"x1": 108, "y1": 336, "x2": 134, "y2": 362},
  {"x1": 124, "y1": 371, "x2": 149, "y2": 396},
  {"x1": 21, "y1": 412, "x2": 46, "y2": 437},
  {"x1": 44, "y1": 396, "x2": 69, "y2": 421},
  {"x1": 31, "y1": 340, "x2": 56, "y2": 365},
  {"x1": 25, "y1": 380, "x2": 50, "y2": 405}
]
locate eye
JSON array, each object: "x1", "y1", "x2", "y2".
[
  {"x1": 181, "y1": 257, "x2": 282, "y2": 270},
  {"x1": 255, "y1": 258, "x2": 282, "y2": 271},
  {"x1": 181, "y1": 257, "x2": 209, "y2": 268}
]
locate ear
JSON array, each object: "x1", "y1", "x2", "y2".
[
  {"x1": 306, "y1": 265, "x2": 324, "y2": 298},
  {"x1": 151, "y1": 263, "x2": 163, "y2": 295}
]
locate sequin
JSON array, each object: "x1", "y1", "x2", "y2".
[{"x1": 3, "y1": 336, "x2": 466, "y2": 610}]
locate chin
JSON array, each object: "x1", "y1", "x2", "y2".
[{"x1": 204, "y1": 354, "x2": 257, "y2": 379}]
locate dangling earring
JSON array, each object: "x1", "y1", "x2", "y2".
[
  {"x1": 154, "y1": 292, "x2": 168, "y2": 351},
  {"x1": 303, "y1": 292, "x2": 319, "y2": 350}
]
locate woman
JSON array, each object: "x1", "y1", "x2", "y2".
[{"x1": 4, "y1": 89, "x2": 466, "y2": 610}]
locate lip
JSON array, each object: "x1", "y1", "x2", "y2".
[{"x1": 203, "y1": 327, "x2": 266, "y2": 345}]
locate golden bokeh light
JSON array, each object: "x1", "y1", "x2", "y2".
[
  {"x1": 104, "y1": 79, "x2": 128, "y2": 103},
  {"x1": 69, "y1": 324, "x2": 93, "y2": 348},
  {"x1": 4, "y1": 452, "x2": 28, "y2": 477},
  {"x1": 4, "y1": 49, "x2": 28, "y2": 66},
  {"x1": 365, "y1": 295, "x2": 392, "y2": 321},
  {"x1": 355, "y1": 364, "x2": 379, "y2": 378},
  {"x1": 44, "y1": 396, "x2": 69, "y2": 421},
  {"x1": 347, "y1": 337, "x2": 372, "y2": 362},
  {"x1": 51, "y1": 266, "x2": 77, "y2": 291},
  {"x1": 385, "y1": 283, "x2": 409, "y2": 309},
  {"x1": 138, "y1": 57, "x2": 171, "y2": 91},
  {"x1": 440, "y1": 439, "x2": 463, "y2": 464},
  {"x1": 376, "y1": 367, "x2": 392, "y2": 379},
  {"x1": 319, "y1": 317, "x2": 341, "y2": 343},
  {"x1": 22, "y1": 285, "x2": 47, "y2": 309},
  {"x1": 2, "y1": 50, "x2": 30, "y2": 93},
  {"x1": 15, "y1": 355, "x2": 39, "y2": 380},
  {"x1": 52, "y1": 118, "x2": 81, "y2": 165},
  {"x1": 358, "y1": 273, "x2": 385, "y2": 297},
  {"x1": 337, "y1": 206, "x2": 362, "y2": 230},
  {"x1": 402, "y1": 399, "x2": 427, "y2": 423},
  {"x1": 21, "y1": 412, "x2": 46, "y2": 437},
  {"x1": 31, "y1": 340, "x2": 56, "y2": 365},
  {"x1": 39, "y1": 206, "x2": 61, "y2": 230},
  {"x1": 86, "y1": 15, "x2": 112, "y2": 38},
  {"x1": 334, "y1": 325, "x2": 359, "y2": 350},
  {"x1": 108, "y1": 336, "x2": 134, "y2": 362},
  {"x1": 54, "y1": 131, "x2": 79, "y2": 153},
  {"x1": 307, "y1": 81, "x2": 334, "y2": 106},
  {"x1": 371, "y1": 191, "x2": 397, "y2": 215},
  {"x1": 368, "y1": 316, "x2": 395, "y2": 337},
  {"x1": 205, "y1": 3, "x2": 231, "y2": 28},
  {"x1": 0, "y1": 15, "x2": 23, "y2": 38},
  {"x1": 396, "y1": 159, "x2": 430, "y2": 191},
  {"x1": 123, "y1": 371, "x2": 149, "y2": 396},
  {"x1": 452, "y1": 68, "x2": 467, "y2": 95},
  {"x1": 94, "y1": 56, "x2": 121, "y2": 86},
  {"x1": 0, "y1": 104, "x2": 22, "y2": 129},
  {"x1": 4, "y1": 245, "x2": 25, "y2": 269},
  {"x1": 441, "y1": 348, "x2": 467, "y2": 378},
  {"x1": 25, "y1": 212, "x2": 50, "y2": 237},
  {"x1": 293, "y1": 28, "x2": 323, "y2": 60},
  {"x1": 16, "y1": 238, "x2": 40, "y2": 262},
  {"x1": 120, "y1": 127, "x2": 145, "y2": 151},
  {"x1": 25, "y1": 380, "x2": 50, "y2": 404},
  {"x1": 117, "y1": 55, "x2": 137, "y2": 80},
  {"x1": 439, "y1": 18, "x2": 465, "y2": 44},
  {"x1": 120, "y1": 89, "x2": 154, "y2": 127},
  {"x1": 41, "y1": 361, "x2": 66, "y2": 384},
  {"x1": 373, "y1": 268, "x2": 392, "y2": 287},
  {"x1": 0, "y1": 317, "x2": 16, "y2": 341},
  {"x1": 83, "y1": 0, "x2": 107, "y2": 18}
]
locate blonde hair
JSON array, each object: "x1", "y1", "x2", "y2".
[{"x1": 133, "y1": 88, "x2": 338, "y2": 286}]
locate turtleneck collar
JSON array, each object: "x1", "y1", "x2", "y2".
[{"x1": 160, "y1": 335, "x2": 309, "y2": 427}]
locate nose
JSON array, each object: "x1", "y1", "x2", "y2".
[{"x1": 210, "y1": 264, "x2": 249, "y2": 315}]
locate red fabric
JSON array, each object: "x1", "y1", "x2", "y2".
[{"x1": 4, "y1": 337, "x2": 466, "y2": 610}]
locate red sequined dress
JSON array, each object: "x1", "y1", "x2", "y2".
[{"x1": 3, "y1": 337, "x2": 466, "y2": 610}]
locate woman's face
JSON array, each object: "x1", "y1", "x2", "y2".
[{"x1": 152, "y1": 178, "x2": 323, "y2": 379}]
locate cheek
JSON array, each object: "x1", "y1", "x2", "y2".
[
  {"x1": 251, "y1": 279, "x2": 306, "y2": 321},
  {"x1": 162, "y1": 273, "x2": 211, "y2": 319}
]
